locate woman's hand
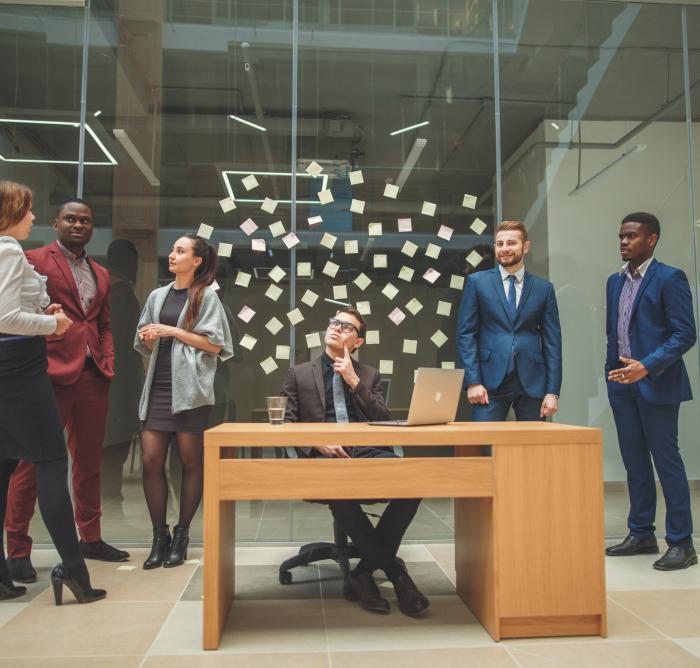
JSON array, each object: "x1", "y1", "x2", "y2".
[
  {"x1": 53, "y1": 311, "x2": 72, "y2": 336},
  {"x1": 45, "y1": 303, "x2": 63, "y2": 316},
  {"x1": 139, "y1": 324, "x2": 176, "y2": 341}
]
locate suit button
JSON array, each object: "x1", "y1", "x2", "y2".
[{"x1": 83, "y1": 321, "x2": 88, "y2": 325}]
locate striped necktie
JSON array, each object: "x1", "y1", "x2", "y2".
[{"x1": 332, "y1": 372, "x2": 349, "y2": 423}]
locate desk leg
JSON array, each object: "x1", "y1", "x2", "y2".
[{"x1": 203, "y1": 448, "x2": 236, "y2": 650}]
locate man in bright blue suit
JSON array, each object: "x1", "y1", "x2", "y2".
[
  {"x1": 605, "y1": 212, "x2": 697, "y2": 571},
  {"x1": 456, "y1": 220, "x2": 562, "y2": 421}
]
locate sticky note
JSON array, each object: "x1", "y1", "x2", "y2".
[
  {"x1": 466, "y1": 250, "x2": 483, "y2": 267},
  {"x1": 235, "y1": 271, "x2": 251, "y2": 288},
  {"x1": 117, "y1": 565, "x2": 136, "y2": 571},
  {"x1": 373, "y1": 254, "x2": 387, "y2": 269},
  {"x1": 398, "y1": 218, "x2": 412, "y2": 233},
  {"x1": 401, "y1": 241, "x2": 417, "y2": 258},
  {"x1": 322, "y1": 261, "x2": 339, "y2": 278},
  {"x1": 260, "y1": 357, "x2": 278, "y2": 375},
  {"x1": 431, "y1": 330, "x2": 448, "y2": 348},
  {"x1": 306, "y1": 160, "x2": 323, "y2": 176},
  {"x1": 297, "y1": 262, "x2": 312, "y2": 277},
  {"x1": 197, "y1": 223, "x2": 214, "y2": 239},
  {"x1": 368, "y1": 223, "x2": 383, "y2": 236},
  {"x1": 344, "y1": 240, "x2": 359, "y2": 255},
  {"x1": 218, "y1": 242, "x2": 233, "y2": 258},
  {"x1": 242, "y1": 174, "x2": 259, "y2": 191},
  {"x1": 240, "y1": 218, "x2": 258, "y2": 236},
  {"x1": 306, "y1": 331, "x2": 322, "y2": 348},
  {"x1": 438, "y1": 225, "x2": 454, "y2": 241},
  {"x1": 398, "y1": 266, "x2": 414, "y2": 282},
  {"x1": 388, "y1": 307, "x2": 406, "y2": 326},
  {"x1": 354, "y1": 273, "x2": 371, "y2": 291},
  {"x1": 259, "y1": 197, "x2": 276, "y2": 214},
  {"x1": 382, "y1": 282, "x2": 399, "y2": 300},
  {"x1": 421, "y1": 201, "x2": 436, "y2": 216},
  {"x1": 349, "y1": 170, "x2": 364, "y2": 185},
  {"x1": 450, "y1": 274, "x2": 465, "y2": 290},
  {"x1": 379, "y1": 360, "x2": 393, "y2": 375},
  {"x1": 425, "y1": 243, "x2": 441, "y2": 259},
  {"x1": 269, "y1": 221, "x2": 286, "y2": 237},
  {"x1": 403, "y1": 339, "x2": 417, "y2": 354},
  {"x1": 219, "y1": 197, "x2": 236, "y2": 213},
  {"x1": 282, "y1": 232, "x2": 300, "y2": 249},
  {"x1": 265, "y1": 284, "x2": 283, "y2": 301},
  {"x1": 356, "y1": 301, "x2": 371, "y2": 315},
  {"x1": 470, "y1": 217, "x2": 487, "y2": 235},
  {"x1": 333, "y1": 285, "x2": 348, "y2": 300},
  {"x1": 237, "y1": 306, "x2": 255, "y2": 323},
  {"x1": 240, "y1": 334, "x2": 257, "y2": 350},
  {"x1": 320, "y1": 232, "x2": 337, "y2": 249},
  {"x1": 317, "y1": 189, "x2": 334, "y2": 205},
  {"x1": 275, "y1": 345, "x2": 291, "y2": 360},
  {"x1": 251, "y1": 238, "x2": 266, "y2": 252},
  {"x1": 269, "y1": 265, "x2": 286, "y2": 283},
  {"x1": 405, "y1": 298, "x2": 423, "y2": 315},
  {"x1": 266, "y1": 317, "x2": 284, "y2": 335},
  {"x1": 301, "y1": 289, "x2": 319, "y2": 307},
  {"x1": 437, "y1": 301, "x2": 452, "y2": 316},
  {"x1": 423, "y1": 268, "x2": 441, "y2": 284},
  {"x1": 365, "y1": 330, "x2": 380, "y2": 345},
  {"x1": 308, "y1": 215, "x2": 323, "y2": 226},
  {"x1": 383, "y1": 183, "x2": 399, "y2": 199},
  {"x1": 287, "y1": 308, "x2": 304, "y2": 325},
  {"x1": 462, "y1": 194, "x2": 477, "y2": 209},
  {"x1": 441, "y1": 361, "x2": 456, "y2": 370},
  {"x1": 350, "y1": 199, "x2": 365, "y2": 214}
]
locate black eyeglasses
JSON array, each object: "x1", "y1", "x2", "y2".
[{"x1": 327, "y1": 317, "x2": 361, "y2": 336}]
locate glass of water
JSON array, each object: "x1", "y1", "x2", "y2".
[{"x1": 266, "y1": 396, "x2": 287, "y2": 425}]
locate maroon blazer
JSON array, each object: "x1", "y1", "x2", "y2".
[{"x1": 26, "y1": 241, "x2": 114, "y2": 385}]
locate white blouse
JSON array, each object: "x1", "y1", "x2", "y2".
[{"x1": 0, "y1": 237, "x2": 56, "y2": 336}]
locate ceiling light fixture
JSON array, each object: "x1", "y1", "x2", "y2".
[
  {"x1": 395, "y1": 137, "x2": 428, "y2": 191},
  {"x1": 229, "y1": 114, "x2": 267, "y2": 132},
  {"x1": 113, "y1": 128, "x2": 160, "y2": 186},
  {"x1": 93, "y1": 110, "x2": 102, "y2": 117},
  {"x1": 221, "y1": 170, "x2": 328, "y2": 204},
  {"x1": 389, "y1": 121, "x2": 430, "y2": 137}
]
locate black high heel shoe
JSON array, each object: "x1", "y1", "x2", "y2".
[
  {"x1": 143, "y1": 525, "x2": 171, "y2": 570},
  {"x1": 51, "y1": 564, "x2": 106, "y2": 605},
  {"x1": 0, "y1": 580, "x2": 26, "y2": 600},
  {"x1": 163, "y1": 525, "x2": 189, "y2": 568}
]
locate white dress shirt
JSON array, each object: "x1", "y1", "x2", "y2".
[{"x1": 498, "y1": 264, "x2": 525, "y2": 307}]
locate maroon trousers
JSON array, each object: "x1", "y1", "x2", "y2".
[{"x1": 6, "y1": 361, "x2": 110, "y2": 558}]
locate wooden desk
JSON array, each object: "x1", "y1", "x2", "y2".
[{"x1": 203, "y1": 422, "x2": 606, "y2": 650}]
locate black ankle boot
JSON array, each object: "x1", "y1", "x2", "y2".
[
  {"x1": 143, "y1": 525, "x2": 172, "y2": 570},
  {"x1": 51, "y1": 563, "x2": 106, "y2": 605},
  {"x1": 163, "y1": 525, "x2": 189, "y2": 568}
]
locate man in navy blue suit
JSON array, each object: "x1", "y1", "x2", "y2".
[
  {"x1": 605, "y1": 212, "x2": 697, "y2": 570},
  {"x1": 456, "y1": 220, "x2": 562, "y2": 421}
]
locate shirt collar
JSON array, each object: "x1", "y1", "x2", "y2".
[
  {"x1": 498, "y1": 264, "x2": 525, "y2": 283},
  {"x1": 619, "y1": 256, "x2": 653, "y2": 278},
  {"x1": 56, "y1": 239, "x2": 87, "y2": 262}
]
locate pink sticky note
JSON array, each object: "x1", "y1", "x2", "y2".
[
  {"x1": 398, "y1": 218, "x2": 412, "y2": 233},
  {"x1": 282, "y1": 232, "x2": 300, "y2": 249},
  {"x1": 237, "y1": 305, "x2": 256, "y2": 323},
  {"x1": 251, "y1": 238, "x2": 266, "y2": 252},
  {"x1": 388, "y1": 307, "x2": 406, "y2": 326},
  {"x1": 240, "y1": 218, "x2": 258, "y2": 236},
  {"x1": 423, "y1": 268, "x2": 441, "y2": 284},
  {"x1": 308, "y1": 215, "x2": 323, "y2": 226},
  {"x1": 438, "y1": 225, "x2": 454, "y2": 241}
]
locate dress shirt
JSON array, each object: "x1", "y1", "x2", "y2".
[
  {"x1": 498, "y1": 264, "x2": 525, "y2": 307},
  {"x1": 56, "y1": 240, "x2": 97, "y2": 315},
  {"x1": 617, "y1": 256, "x2": 653, "y2": 359},
  {"x1": 321, "y1": 352, "x2": 359, "y2": 423}
]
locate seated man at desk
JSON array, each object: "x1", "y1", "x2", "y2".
[{"x1": 281, "y1": 307, "x2": 429, "y2": 617}]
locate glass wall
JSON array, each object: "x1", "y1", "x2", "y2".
[{"x1": 1, "y1": 0, "x2": 698, "y2": 545}]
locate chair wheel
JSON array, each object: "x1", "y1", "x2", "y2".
[{"x1": 279, "y1": 571, "x2": 292, "y2": 585}]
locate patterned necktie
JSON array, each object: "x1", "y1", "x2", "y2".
[
  {"x1": 332, "y1": 372, "x2": 349, "y2": 423},
  {"x1": 506, "y1": 274, "x2": 517, "y2": 319}
]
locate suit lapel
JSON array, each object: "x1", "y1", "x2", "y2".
[
  {"x1": 85, "y1": 258, "x2": 107, "y2": 319},
  {"x1": 629, "y1": 259, "x2": 657, "y2": 322},
  {"x1": 488, "y1": 268, "x2": 512, "y2": 322},
  {"x1": 49, "y1": 242, "x2": 82, "y2": 309},
  {"x1": 514, "y1": 271, "x2": 534, "y2": 322},
  {"x1": 311, "y1": 358, "x2": 326, "y2": 410}
]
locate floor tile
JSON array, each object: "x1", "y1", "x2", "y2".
[
  {"x1": 609, "y1": 590, "x2": 700, "y2": 637},
  {"x1": 676, "y1": 638, "x2": 700, "y2": 659},
  {"x1": 331, "y1": 647, "x2": 516, "y2": 668},
  {"x1": 0, "y1": 658, "x2": 143, "y2": 668},
  {"x1": 0, "y1": 568, "x2": 52, "y2": 602},
  {"x1": 144, "y1": 653, "x2": 330, "y2": 667},
  {"x1": 0, "y1": 602, "x2": 27, "y2": 627},
  {"x1": 604, "y1": 550, "x2": 700, "y2": 591},
  {"x1": 424, "y1": 543, "x2": 456, "y2": 584}
]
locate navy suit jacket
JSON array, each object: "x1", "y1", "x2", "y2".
[
  {"x1": 456, "y1": 267, "x2": 562, "y2": 398},
  {"x1": 605, "y1": 258, "x2": 696, "y2": 405}
]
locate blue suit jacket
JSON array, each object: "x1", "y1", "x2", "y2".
[
  {"x1": 605, "y1": 259, "x2": 696, "y2": 405},
  {"x1": 456, "y1": 267, "x2": 562, "y2": 398}
]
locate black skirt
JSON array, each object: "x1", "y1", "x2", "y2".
[
  {"x1": 0, "y1": 337, "x2": 67, "y2": 462},
  {"x1": 142, "y1": 377, "x2": 211, "y2": 433}
]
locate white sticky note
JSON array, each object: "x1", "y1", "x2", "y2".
[
  {"x1": 260, "y1": 357, "x2": 278, "y2": 375},
  {"x1": 275, "y1": 345, "x2": 291, "y2": 360},
  {"x1": 365, "y1": 330, "x2": 380, "y2": 345},
  {"x1": 388, "y1": 307, "x2": 406, "y2": 326},
  {"x1": 237, "y1": 306, "x2": 256, "y2": 323},
  {"x1": 431, "y1": 330, "x2": 448, "y2": 348},
  {"x1": 462, "y1": 194, "x2": 477, "y2": 209},
  {"x1": 322, "y1": 261, "x2": 339, "y2": 278},
  {"x1": 269, "y1": 220, "x2": 286, "y2": 237},
  {"x1": 266, "y1": 317, "x2": 284, "y2": 335},
  {"x1": 350, "y1": 199, "x2": 365, "y2": 214},
  {"x1": 306, "y1": 331, "x2": 322, "y2": 348},
  {"x1": 261, "y1": 197, "x2": 278, "y2": 214},
  {"x1": 470, "y1": 217, "x2": 487, "y2": 235},
  {"x1": 320, "y1": 232, "x2": 337, "y2": 249},
  {"x1": 218, "y1": 242, "x2": 233, "y2": 258},
  {"x1": 344, "y1": 240, "x2": 359, "y2": 255},
  {"x1": 403, "y1": 339, "x2": 417, "y2": 354},
  {"x1": 405, "y1": 298, "x2": 423, "y2": 315},
  {"x1": 197, "y1": 223, "x2": 214, "y2": 239},
  {"x1": 307, "y1": 215, "x2": 323, "y2": 226},
  {"x1": 450, "y1": 274, "x2": 465, "y2": 290},
  {"x1": 265, "y1": 284, "x2": 283, "y2": 301},
  {"x1": 383, "y1": 183, "x2": 399, "y2": 199},
  {"x1": 421, "y1": 201, "x2": 436, "y2": 217},
  {"x1": 437, "y1": 300, "x2": 452, "y2": 316},
  {"x1": 219, "y1": 197, "x2": 236, "y2": 213},
  {"x1": 379, "y1": 360, "x2": 394, "y2": 375},
  {"x1": 373, "y1": 254, "x2": 387, "y2": 269},
  {"x1": 240, "y1": 218, "x2": 258, "y2": 236},
  {"x1": 356, "y1": 301, "x2": 371, "y2": 315},
  {"x1": 269, "y1": 265, "x2": 286, "y2": 283},
  {"x1": 349, "y1": 170, "x2": 364, "y2": 185},
  {"x1": 398, "y1": 218, "x2": 412, "y2": 233},
  {"x1": 425, "y1": 243, "x2": 441, "y2": 259},
  {"x1": 441, "y1": 361, "x2": 456, "y2": 370},
  {"x1": 287, "y1": 308, "x2": 304, "y2": 326},
  {"x1": 242, "y1": 174, "x2": 259, "y2": 191},
  {"x1": 333, "y1": 285, "x2": 348, "y2": 300},
  {"x1": 354, "y1": 273, "x2": 371, "y2": 291},
  {"x1": 305, "y1": 160, "x2": 323, "y2": 177},
  {"x1": 282, "y1": 232, "x2": 300, "y2": 249},
  {"x1": 401, "y1": 241, "x2": 417, "y2": 258},
  {"x1": 317, "y1": 189, "x2": 334, "y2": 205},
  {"x1": 235, "y1": 271, "x2": 252, "y2": 288},
  {"x1": 240, "y1": 334, "x2": 257, "y2": 350},
  {"x1": 398, "y1": 266, "x2": 414, "y2": 282},
  {"x1": 438, "y1": 225, "x2": 454, "y2": 241},
  {"x1": 297, "y1": 262, "x2": 312, "y2": 277},
  {"x1": 301, "y1": 289, "x2": 319, "y2": 307},
  {"x1": 251, "y1": 238, "x2": 266, "y2": 252},
  {"x1": 368, "y1": 223, "x2": 383, "y2": 236},
  {"x1": 382, "y1": 282, "x2": 399, "y2": 300},
  {"x1": 423, "y1": 268, "x2": 441, "y2": 284},
  {"x1": 466, "y1": 250, "x2": 483, "y2": 267}
]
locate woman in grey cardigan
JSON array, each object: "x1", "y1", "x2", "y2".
[{"x1": 135, "y1": 234, "x2": 232, "y2": 569}]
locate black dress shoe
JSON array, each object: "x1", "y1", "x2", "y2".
[
  {"x1": 605, "y1": 534, "x2": 659, "y2": 556},
  {"x1": 350, "y1": 572, "x2": 390, "y2": 613},
  {"x1": 392, "y1": 573, "x2": 430, "y2": 617},
  {"x1": 7, "y1": 557, "x2": 37, "y2": 583},
  {"x1": 79, "y1": 540, "x2": 130, "y2": 562},
  {"x1": 653, "y1": 544, "x2": 698, "y2": 571}
]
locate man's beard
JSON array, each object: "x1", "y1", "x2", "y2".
[{"x1": 497, "y1": 252, "x2": 522, "y2": 268}]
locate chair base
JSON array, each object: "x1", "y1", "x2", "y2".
[{"x1": 278, "y1": 541, "x2": 361, "y2": 585}]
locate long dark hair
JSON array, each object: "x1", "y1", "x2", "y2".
[{"x1": 182, "y1": 233, "x2": 218, "y2": 331}]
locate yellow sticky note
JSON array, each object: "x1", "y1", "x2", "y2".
[
  {"x1": 437, "y1": 301, "x2": 452, "y2": 316},
  {"x1": 235, "y1": 271, "x2": 251, "y2": 288},
  {"x1": 462, "y1": 194, "x2": 477, "y2": 209},
  {"x1": 373, "y1": 254, "x2": 387, "y2": 269},
  {"x1": 265, "y1": 284, "x2": 283, "y2": 301},
  {"x1": 381, "y1": 282, "x2": 399, "y2": 300},
  {"x1": 431, "y1": 330, "x2": 448, "y2": 348},
  {"x1": 356, "y1": 301, "x2": 371, "y2": 315},
  {"x1": 421, "y1": 201, "x2": 436, "y2": 217},
  {"x1": 275, "y1": 345, "x2": 291, "y2": 360},
  {"x1": 365, "y1": 330, "x2": 380, "y2": 345},
  {"x1": 242, "y1": 174, "x2": 259, "y2": 191},
  {"x1": 450, "y1": 274, "x2": 465, "y2": 290},
  {"x1": 470, "y1": 217, "x2": 487, "y2": 235},
  {"x1": 398, "y1": 266, "x2": 414, "y2": 282},
  {"x1": 466, "y1": 250, "x2": 483, "y2": 267},
  {"x1": 269, "y1": 265, "x2": 286, "y2": 283},
  {"x1": 197, "y1": 223, "x2": 214, "y2": 239},
  {"x1": 383, "y1": 183, "x2": 399, "y2": 199},
  {"x1": 425, "y1": 243, "x2": 441, "y2": 259},
  {"x1": 350, "y1": 199, "x2": 365, "y2": 214},
  {"x1": 260, "y1": 357, "x2": 278, "y2": 375},
  {"x1": 401, "y1": 241, "x2": 417, "y2": 258},
  {"x1": 368, "y1": 223, "x2": 383, "y2": 236},
  {"x1": 354, "y1": 273, "x2": 371, "y2": 291},
  {"x1": 320, "y1": 233, "x2": 337, "y2": 249},
  {"x1": 219, "y1": 197, "x2": 236, "y2": 213},
  {"x1": 349, "y1": 170, "x2": 364, "y2": 185},
  {"x1": 403, "y1": 339, "x2": 417, "y2": 354},
  {"x1": 333, "y1": 285, "x2": 348, "y2": 300},
  {"x1": 218, "y1": 242, "x2": 233, "y2": 258},
  {"x1": 306, "y1": 331, "x2": 322, "y2": 348},
  {"x1": 441, "y1": 361, "x2": 456, "y2": 370},
  {"x1": 269, "y1": 221, "x2": 286, "y2": 237},
  {"x1": 301, "y1": 289, "x2": 319, "y2": 307},
  {"x1": 379, "y1": 360, "x2": 393, "y2": 375},
  {"x1": 317, "y1": 189, "x2": 334, "y2": 205},
  {"x1": 261, "y1": 197, "x2": 277, "y2": 214},
  {"x1": 344, "y1": 240, "x2": 359, "y2": 255},
  {"x1": 239, "y1": 334, "x2": 257, "y2": 350},
  {"x1": 322, "y1": 261, "x2": 339, "y2": 278},
  {"x1": 297, "y1": 262, "x2": 312, "y2": 277},
  {"x1": 305, "y1": 160, "x2": 323, "y2": 176},
  {"x1": 266, "y1": 317, "x2": 284, "y2": 335},
  {"x1": 405, "y1": 298, "x2": 423, "y2": 315},
  {"x1": 287, "y1": 308, "x2": 304, "y2": 326}
]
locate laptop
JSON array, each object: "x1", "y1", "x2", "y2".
[{"x1": 370, "y1": 367, "x2": 465, "y2": 426}]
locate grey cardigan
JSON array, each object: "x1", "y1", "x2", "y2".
[{"x1": 134, "y1": 283, "x2": 233, "y2": 420}]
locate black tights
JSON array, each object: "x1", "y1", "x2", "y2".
[{"x1": 141, "y1": 430, "x2": 203, "y2": 529}]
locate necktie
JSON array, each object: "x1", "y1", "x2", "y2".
[
  {"x1": 506, "y1": 274, "x2": 517, "y2": 319},
  {"x1": 332, "y1": 372, "x2": 349, "y2": 423}
]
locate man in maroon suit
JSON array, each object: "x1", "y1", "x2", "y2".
[{"x1": 6, "y1": 198, "x2": 129, "y2": 582}]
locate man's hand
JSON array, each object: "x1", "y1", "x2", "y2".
[
  {"x1": 45, "y1": 303, "x2": 63, "y2": 315},
  {"x1": 53, "y1": 311, "x2": 72, "y2": 336},
  {"x1": 334, "y1": 345, "x2": 360, "y2": 390},
  {"x1": 467, "y1": 384, "x2": 489, "y2": 405},
  {"x1": 607, "y1": 356, "x2": 648, "y2": 384},
  {"x1": 314, "y1": 445, "x2": 350, "y2": 458},
  {"x1": 540, "y1": 394, "x2": 558, "y2": 418}
]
